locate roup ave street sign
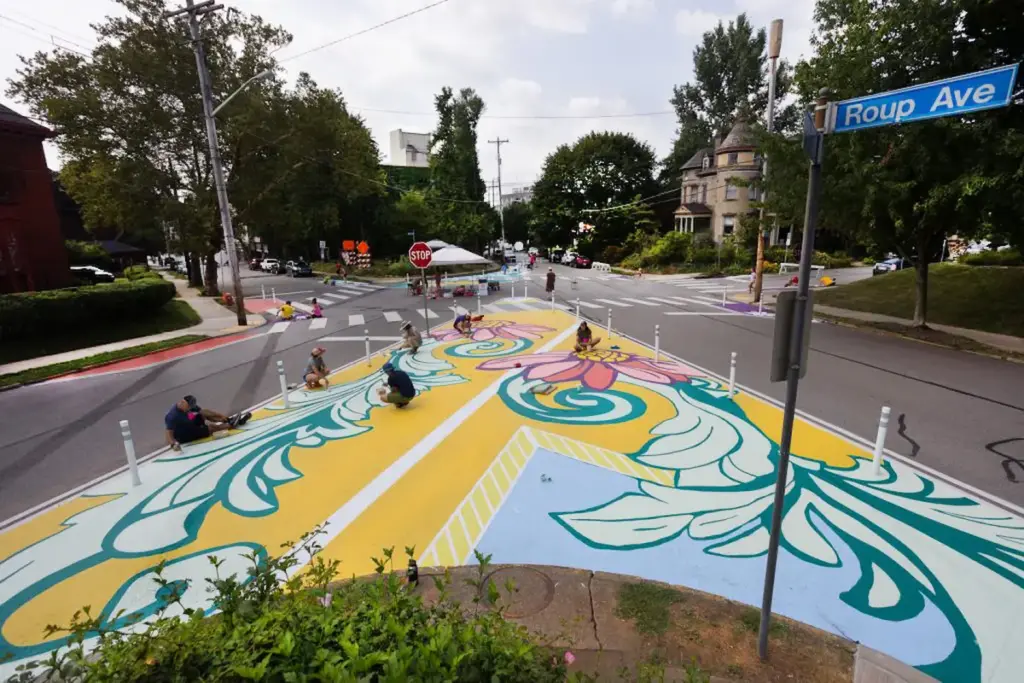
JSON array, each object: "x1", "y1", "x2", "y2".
[
  {"x1": 829, "y1": 64, "x2": 1019, "y2": 134},
  {"x1": 408, "y1": 242, "x2": 433, "y2": 269}
]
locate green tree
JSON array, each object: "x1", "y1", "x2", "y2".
[
  {"x1": 8, "y1": 0, "x2": 291, "y2": 291},
  {"x1": 427, "y1": 87, "x2": 489, "y2": 250},
  {"x1": 501, "y1": 201, "x2": 534, "y2": 246},
  {"x1": 532, "y1": 132, "x2": 659, "y2": 252},
  {"x1": 771, "y1": 0, "x2": 1021, "y2": 326},
  {"x1": 661, "y1": 13, "x2": 795, "y2": 186}
]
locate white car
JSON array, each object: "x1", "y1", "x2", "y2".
[
  {"x1": 261, "y1": 258, "x2": 281, "y2": 273},
  {"x1": 560, "y1": 251, "x2": 577, "y2": 265}
]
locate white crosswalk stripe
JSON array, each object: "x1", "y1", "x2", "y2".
[
  {"x1": 505, "y1": 301, "x2": 536, "y2": 311},
  {"x1": 291, "y1": 301, "x2": 314, "y2": 314},
  {"x1": 573, "y1": 300, "x2": 604, "y2": 309},
  {"x1": 618, "y1": 297, "x2": 659, "y2": 307},
  {"x1": 450, "y1": 305, "x2": 469, "y2": 316},
  {"x1": 311, "y1": 298, "x2": 333, "y2": 307},
  {"x1": 335, "y1": 286, "x2": 368, "y2": 295},
  {"x1": 309, "y1": 318, "x2": 328, "y2": 330},
  {"x1": 647, "y1": 297, "x2": 685, "y2": 305},
  {"x1": 322, "y1": 293, "x2": 349, "y2": 301},
  {"x1": 417, "y1": 309, "x2": 440, "y2": 320},
  {"x1": 595, "y1": 298, "x2": 632, "y2": 307},
  {"x1": 383, "y1": 311, "x2": 403, "y2": 323},
  {"x1": 268, "y1": 321, "x2": 289, "y2": 334},
  {"x1": 348, "y1": 314, "x2": 365, "y2": 326}
]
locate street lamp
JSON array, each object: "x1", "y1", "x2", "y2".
[{"x1": 213, "y1": 68, "x2": 274, "y2": 116}]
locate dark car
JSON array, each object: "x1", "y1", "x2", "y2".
[
  {"x1": 573, "y1": 255, "x2": 592, "y2": 269},
  {"x1": 873, "y1": 257, "x2": 908, "y2": 276},
  {"x1": 70, "y1": 265, "x2": 116, "y2": 284},
  {"x1": 286, "y1": 260, "x2": 313, "y2": 277},
  {"x1": 249, "y1": 257, "x2": 262, "y2": 271}
]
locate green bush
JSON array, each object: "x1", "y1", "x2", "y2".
[
  {"x1": 961, "y1": 249, "x2": 1022, "y2": 266},
  {"x1": 0, "y1": 279, "x2": 175, "y2": 341},
  {"x1": 644, "y1": 232, "x2": 692, "y2": 266},
  {"x1": 65, "y1": 240, "x2": 114, "y2": 271},
  {"x1": 620, "y1": 253, "x2": 643, "y2": 270},
  {"x1": 602, "y1": 245, "x2": 625, "y2": 264},
  {"x1": 123, "y1": 265, "x2": 161, "y2": 281},
  {"x1": 10, "y1": 531, "x2": 570, "y2": 683}
]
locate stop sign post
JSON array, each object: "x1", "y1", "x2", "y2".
[{"x1": 408, "y1": 242, "x2": 433, "y2": 331}]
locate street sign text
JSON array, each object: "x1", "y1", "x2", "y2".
[
  {"x1": 408, "y1": 242, "x2": 433, "y2": 269},
  {"x1": 831, "y1": 64, "x2": 1018, "y2": 133}
]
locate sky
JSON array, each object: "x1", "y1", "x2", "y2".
[{"x1": 0, "y1": 0, "x2": 816, "y2": 196}]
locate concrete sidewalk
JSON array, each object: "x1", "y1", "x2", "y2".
[{"x1": 0, "y1": 275, "x2": 264, "y2": 376}]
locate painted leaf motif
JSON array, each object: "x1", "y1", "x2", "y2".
[{"x1": 552, "y1": 492, "x2": 695, "y2": 549}]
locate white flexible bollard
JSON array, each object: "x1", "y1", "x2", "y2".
[
  {"x1": 277, "y1": 360, "x2": 290, "y2": 409},
  {"x1": 272, "y1": 287, "x2": 277, "y2": 302},
  {"x1": 872, "y1": 406, "x2": 892, "y2": 476},
  {"x1": 550, "y1": 294, "x2": 555, "y2": 311},
  {"x1": 728, "y1": 352, "x2": 737, "y2": 397},
  {"x1": 722, "y1": 287, "x2": 727, "y2": 305},
  {"x1": 655, "y1": 324, "x2": 661, "y2": 363},
  {"x1": 477, "y1": 295, "x2": 482, "y2": 314},
  {"x1": 365, "y1": 329, "x2": 371, "y2": 366},
  {"x1": 119, "y1": 420, "x2": 142, "y2": 487},
  {"x1": 261, "y1": 284, "x2": 266, "y2": 300},
  {"x1": 607, "y1": 308, "x2": 613, "y2": 338},
  {"x1": 575, "y1": 298, "x2": 580, "y2": 320},
  {"x1": 511, "y1": 284, "x2": 516, "y2": 299},
  {"x1": 524, "y1": 284, "x2": 528, "y2": 300},
  {"x1": 758, "y1": 297, "x2": 764, "y2": 315}
]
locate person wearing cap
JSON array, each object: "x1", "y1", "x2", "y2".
[
  {"x1": 305, "y1": 347, "x2": 330, "y2": 389},
  {"x1": 399, "y1": 321, "x2": 422, "y2": 354},
  {"x1": 164, "y1": 395, "x2": 250, "y2": 451},
  {"x1": 377, "y1": 362, "x2": 416, "y2": 407}
]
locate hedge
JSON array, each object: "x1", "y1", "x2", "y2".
[
  {"x1": 960, "y1": 249, "x2": 1022, "y2": 266},
  {"x1": 0, "y1": 279, "x2": 176, "y2": 341}
]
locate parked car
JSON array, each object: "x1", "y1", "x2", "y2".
[
  {"x1": 560, "y1": 251, "x2": 577, "y2": 266},
  {"x1": 873, "y1": 257, "x2": 908, "y2": 276},
  {"x1": 261, "y1": 258, "x2": 281, "y2": 274},
  {"x1": 286, "y1": 260, "x2": 313, "y2": 277},
  {"x1": 572, "y1": 255, "x2": 592, "y2": 269},
  {"x1": 70, "y1": 265, "x2": 116, "y2": 284},
  {"x1": 249, "y1": 257, "x2": 263, "y2": 271}
]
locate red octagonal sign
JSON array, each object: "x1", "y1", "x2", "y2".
[{"x1": 408, "y1": 242, "x2": 433, "y2": 269}]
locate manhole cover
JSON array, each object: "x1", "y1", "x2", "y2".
[{"x1": 483, "y1": 567, "x2": 554, "y2": 618}]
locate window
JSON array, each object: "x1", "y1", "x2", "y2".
[
  {"x1": 0, "y1": 170, "x2": 22, "y2": 204},
  {"x1": 700, "y1": 184, "x2": 707, "y2": 203},
  {"x1": 748, "y1": 185, "x2": 758, "y2": 201},
  {"x1": 701, "y1": 156, "x2": 710, "y2": 170},
  {"x1": 725, "y1": 183, "x2": 738, "y2": 200},
  {"x1": 723, "y1": 216, "x2": 736, "y2": 235},
  {"x1": 727, "y1": 152, "x2": 738, "y2": 165}
]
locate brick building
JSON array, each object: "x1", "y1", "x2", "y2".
[{"x1": 0, "y1": 104, "x2": 69, "y2": 293}]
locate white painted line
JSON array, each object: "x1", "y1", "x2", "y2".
[
  {"x1": 506, "y1": 301, "x2": 537, "y2": 311},
  {"x1": 693, "y1": 295, "x2": 724, "y2": 305},
  {"x1": 417, "y1": 309, "x2": 440, "y2": 320},
  {"x1": 285, "y1": 322, "x2": 578, "y2": 576},
  {"x1": 348, "y1": 314, "x2": 365, "y2": 326},
  {"x1": 274, "y1": 290, "x2": 314, "y2": 297},
  {"x1": 648, "y1": 297, "x2": 685, "y2": 305},
  {"x1": 268, "y1": 322, "x2": 290, "y2": 334},
  {"x1": 619, "y1": 297, "x2": 660, "y2": 307},
  {"x1": 595, "y1": 298, "x2": 632, "y2": 307},
  {"x1": 291, "y1": 302, "x2": 314, "y2": 314},
  {"x1": 664, "y1": 312, "x2": 745, "y2": 316},
  {"x1": 450, "y1": 305, "x2": 469, "y2": 316},
  {"x1": 383, "y1": 311, "x2": 403, "y2": 323},
  {"x1": 320, "y1": 336, "x2": 401, "y2": 342},
  {"x1": 576, "y1": 300, "x2": 604, "y2": 310},
  {"x1": 482, "y1": 304, "x2": 504, "y2": 314},
  {"x1": 309, "y1": 318, "x2": 328, "y2": 330},
  {"x1": 314, "y1": 299, "x2": 333, "y2": 307},
  {"x1": 335, "y1": 286, "x2": 369, "y2": 295},
  {"x1": 322, "y1": 293, "x2": 349, "y2": 301}
]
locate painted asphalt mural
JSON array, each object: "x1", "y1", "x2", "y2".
[{"x1": 1, "y1": 310, "x2": 1022, "y2": 682}]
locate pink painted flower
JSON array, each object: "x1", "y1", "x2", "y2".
[
  {"x1": 564, "y1": 651, "x2": 576, "y2": 665},
  {"x1": 478, "y1": 350, "x2": 698, "y2": 391},
  {"x1": 430, "y1": 319, "x2": 554, "y2": 343}
]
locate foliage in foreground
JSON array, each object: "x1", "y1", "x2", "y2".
[{"x1": 5, "y1": 531, "x2": 577, "y2": 682}]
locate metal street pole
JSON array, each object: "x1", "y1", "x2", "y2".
[
  {"x1": 753, "y1": 19, "x2": 783, "y2": 304},
  {"x1": 757, "y1": 88, "x2": 830, "y2": 661},
  {"x1": 489, "y1": 138, "x2": 509, "y2": 249},
  {"x1": 166, "y1": 0, "x2": 247, "y2": 326}
]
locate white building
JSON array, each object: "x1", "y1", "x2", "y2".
[
  {"x1": 389, "y1": 129, "x2": 431, "y2": 168},
  {"x1": 500, "y1": 187, "x2": 533, "y2": 208}
]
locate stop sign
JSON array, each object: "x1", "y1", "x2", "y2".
[{"x1": 408, "y1": 242, "x2": 433, "y2": 269}]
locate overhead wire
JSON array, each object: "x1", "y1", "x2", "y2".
[{"x1": 349, "y1": 106, "x2": 675, "y2": 120}]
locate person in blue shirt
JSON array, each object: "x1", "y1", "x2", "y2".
[
  {"x1": 377, "y1": 363, "x2": 416, "y2": 408},
  {"x1": 164, "y1": 395, "x2": 250, "y2": 451}
]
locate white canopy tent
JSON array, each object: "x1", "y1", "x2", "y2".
[
  {"x1": 428, "y1": 245, "x2": 491, "y2": 266},
  {"x1": 425, "y1": 239, "x2": 449, "y2": 250}
]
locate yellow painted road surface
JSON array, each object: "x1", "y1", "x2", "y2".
[{"x1": 1, "y1": 310, "x2": 1023, "y2": 683}]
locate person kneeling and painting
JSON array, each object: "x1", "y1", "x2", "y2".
[
  {"x1": 377, "y1": 362, "x2": 416, "y2": 408},
  {"x1": 574, "y1": 321, "x2": 601, "y2": 353},
  {"x1": 453, "y1": 313, "x2": 484, "y2": 336},
  {"x1": 304, "y1": 346, "x2": 330, "y2": 389},
  {"x1": 400, "y1": 321, "x2": 423, "y2": 354},
  {"x1": 164, "y1": 395, "x2": 250, "y2": 451}
]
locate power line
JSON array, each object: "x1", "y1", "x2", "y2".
[
  {"x1": 276, "y1": 0, "x2": 452, "y2": 64},
  {"x1": 0, "y1": 10, "x2": 95, "y2": 48},
  {"x1": 0, "y1": 18, "x2": 92, "y2": 59},
  {"x1": 349, "y1": 105, "x2": 675, "y2": 120}
]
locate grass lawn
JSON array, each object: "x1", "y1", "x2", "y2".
[
  {"x1": 815, "y1": 264, "x2": 1024, "y2": 338},
  {"x1": 0, "y1": 299, "x2": 202, "y2": 365},
  {"x1": 0, "y1": 334, "x2": 209, "y2": 388}
]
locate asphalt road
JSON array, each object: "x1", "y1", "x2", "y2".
[{"x1": 2, "y1": 261, "x2": 1022, "y2": 523}]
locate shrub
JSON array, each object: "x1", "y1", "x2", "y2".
[
  {"x1": 961, "y1": 249, "x2": 1022, "y2": 266},
  {"x1": 9, "y1": 530, "x2": 570, "y2": 683},
  {"x1": 123, "y1": 265, "x2": 161, "y2": 281},
  {"x1": 644, "y1": 232, "x2": 692, "y2": 266},
  {"x1": 688, "y1": 245, "x2": 719, "y2": 265},
  {"x1": 0, "y1": 279, "x2": 175, "y2": 341},
  {"x1": 602, "y1": 245, "x2": 625, "y2": 264},
  {"x1": 65, "y1": 240, "x2": 114, "y2": 271},
  {"x1": 620, "y1": 253, "x2": 643, "y2": 270}
]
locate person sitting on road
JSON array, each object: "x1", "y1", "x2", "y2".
[
  {"x1": 304, "y1": 347, "x2": 330, "y2": 389},
  {"x1": 165, "y1": 395, "x2": 250, "y2": 451},
  {"x1": 454, "y1": 313, "x2": 472, "y2": 336},
  {"x1": 574, "y1": 321, "x2": 601, "y2": 354},
  {"x1": 377, "y1": 362, "x2": 416, "y2": 408},
  {"x1": 400, "y1": 321, "x2": 423, "y2": 354},
  {"x1": 311, "y1": 298, "x2": 323, "y2": 318},
  {"x1": 280, "y1": 300, "x2": 295, "y2": 320}
]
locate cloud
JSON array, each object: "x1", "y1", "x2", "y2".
[
  {"x1": 610, "y1": 0, "x2": 655, "y2": 16},
  {"x1": 675, "y1": 9, "x2": 726, "y2": 38}
]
